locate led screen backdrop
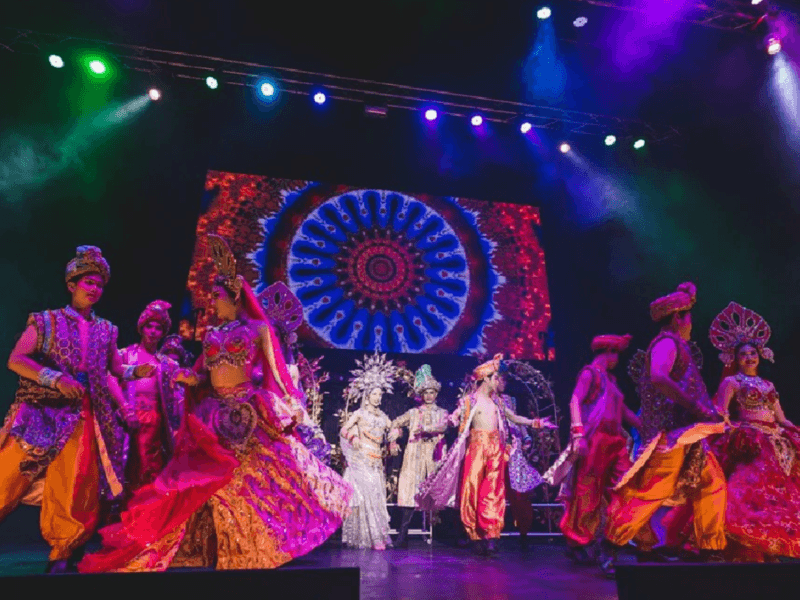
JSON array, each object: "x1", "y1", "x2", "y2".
[{"x1": 187, "y1": 172, "x2": 554, "y2": 359}]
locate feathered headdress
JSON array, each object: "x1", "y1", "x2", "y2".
[
  {"x1": 709, "y1": 302, "x2": 773, "y2": 366},
  {"x1": 344, "y1": 353, "x2": 398, "y2": 405},
  {"x1": 207, "y1": 235, "x2": 244, "y2": 297},
  {"x1": 412, "y1": 364, "x2": 441, "y2": 396}
]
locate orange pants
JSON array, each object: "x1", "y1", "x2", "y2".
[
  {"x1": 604, "y1": 443, "x2": 726, "y2": 551},
  {"x1": 127, "y1": 410, "x2": 165, "y2": 490},
  {"x1": 460, "y1": 429, "x2": 506, "y2": 541},
  {"x1": 560, "y1": 430, "x2": 632, "y2": 546},
  {"x1": 0, "y1": 418, "x2": 100, "y2": 560}
]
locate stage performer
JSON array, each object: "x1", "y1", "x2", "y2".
[
  {"x1": 159, "y1": 334, "x2": 195, "y2": 368},
  {"x1": 119, "y1": 301, "x2": 184, "y2": 492},
  {"x1": 387, "y1": 364, "x2": 449, "y2": 548},
  {"x1": 497, "y1": 371, "x2": 545, "y2": 551},
  {"x1": 554, "y1": 334, "x2": 639, "y2": 564},
  {"x1": 339, "y1": 353, "x2": 398, "y2": 550},
  {"x1": 708, "y1": 302, "x2": 800, "y2": 561},
  {"x1": 416, "y1": 355, "x2": 555, "y2": 556},
  {"x1": 602, "y1": 283, "x2": 726, "y2": 577},
  {"x1": 79, "y1": 235, "x2": 352, "y2": 572},
  {"x1": 0, "y1": 246, "x2": 154, "y2": 573}
]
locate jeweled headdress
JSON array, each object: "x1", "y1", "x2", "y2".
[
  {"x1": 344, "y1": 353, "x2": 398, "y2": 404},
  {"x1": 591, "y1": 334, "x2": 632, "y2": 353},
  {"x1": 207, "y1": 235, "x2": 244, "y2": 297},
  {"x1": 473, "y1": 353, "x2": 504, "y2": 381},
  {"x1": 412, "y1": 364, "x2": 441, "y2": 396},
  {"x1": 709, "y1": 302, "x2": 774, "y2": 366},
  {"x1": 649, "y1": 282, "x2": 696, "y2": 322},
  {"x1": 137, "y1": 300, "x2": 172, "y2": 335},
  {"x1": 65, "y1": 245, "x2": 110, "y2": 285},
  {"x1": 258, "y1": 281, "x2": 304, "y2": 344}
]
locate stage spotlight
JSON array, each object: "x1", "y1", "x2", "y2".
[
  {"x1": 260, "y1": 82, "x2": 276, "y2": 97},
  {"x1": 425, "y1": 109, "x2": 438, "y2": 121},
  {"x1": 471, "y1": 115, "x2": 483, "y2": 126},
  {"x1": 520, "y1": 122, "x2": 532, "y2": 133},
  {"x1": 206, "y1": 76, "x2": 219, "y2": 89},
  {"x1": 767, "y1": 35, "x2": 782, "y2": 55},
  {"x1": 148, "y1": 88, "x2": 161, "y2": 101},
  {"x1": 752, "y1": 0, "x2": 763, "y2": 5},
  {"x1": 537, "y1": 6, "x2": 552, "y2": 20},
  {"x1": 634, "y1": 139, "x2": 645, "y2": 149},
  {"x1": 314, "y1": 92, "x2": 326, "y2": 105},
  {"x1": 89, "y1": 59, "x2": 107, "y2": 75},
  {"x1": 560, "y1": 142, "x2": 571, "y2": 153},
  {"x1": 573, "y1": 17, "x2": 588, "y2": 27},
  {"x1": 48, "y1": 54, "x2": 64, "y2": 68},
  {"x1": 605, "y1": 135, "x2": 617, "y2": 146}
]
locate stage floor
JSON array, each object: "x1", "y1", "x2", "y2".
[{"x1": 0, "y1": 538, "x2": 622, "y2": 600}]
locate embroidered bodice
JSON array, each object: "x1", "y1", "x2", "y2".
[
  {"x1": 733, "y1": 374, "x2": 778, "y2": 415},
  {"x1": 203, "y1": 320, "x2": 259, "y2": 373}
]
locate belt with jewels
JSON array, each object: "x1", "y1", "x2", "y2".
[{"x1": 209, "y1": 384, "x2": 258, "y2": 449}]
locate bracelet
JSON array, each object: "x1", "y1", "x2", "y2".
[
  {"x1": 38, "y1": 367, "x2": 63, "y2": 389},
  {"x1": 123, "y1": 365, "x2": 137, "y2": 381},
  {"x1": 570, "y1": 424, "x2": 585, "y2": 435}
]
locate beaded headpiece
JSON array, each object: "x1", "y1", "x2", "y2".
[
  {"x1": 591, "y1": 334, "x2": 632, "y2": 353},
  {"x1": 207, "y1": 235, "x2": 244, "y2": 297},
  {"x1": 413, "y1": 364, "x2": 441, "y2": 396},
  {"x1": 473, "y1": 353, "x2": 505, "y2": 381},
  {"x1": 344, "y1": 353, "x2": 398, "y2": 405},
  {"x1": 709, "y1": 302, "x2": 774, "y2": 367},
  {"x1": 649, "y1": 282, "x2": 696, "y2": 322},
  {"x1": 258, "y1": 281, "x2": 304, "y2": 344},
  {"x1": 137, "y1": 300, "x2": 172, "y2": 335},
  {"x1": 65, "y1": 245, "x2": 110, "y2": 285}
]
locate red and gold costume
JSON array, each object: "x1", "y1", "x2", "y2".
[
  {"x1": 0, "y1": 247, "x2": 129, "y2": 563},
  {"x1": 558, "y1": 334, "x2": 634, "y2": 547},
  {"x1": 708, "y1": 302, "x2": 800, "y2": 560},
  {"x1": 604, "y1": 283, "x2": 727, "y2": 553}
]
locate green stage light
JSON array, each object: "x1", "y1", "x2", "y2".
[
  {"x1": 89, "y1": 60, "x2": 106, "y2": 74},
  {"x1": 49, "y1": 54, "x2": 64, "y2": 68}
]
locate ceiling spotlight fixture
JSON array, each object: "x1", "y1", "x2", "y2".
[
  {"x1": 425, "y1": 108, "x2": 438, "y2": 121},
  {"x1": 520, "y1": 122, "x2": 532, "y2": 133},
  {"x1": 634, "y1": 139, "x2": 645, "y2": 149},
  {"x1": 752, "y1": 0, "x2": 764, "y2": 5},
  {"x1": 48, "y1": 54, "x2": 64, "y2": 68},
  {"x1": 605, "y1": 135, "x2": 617, "y2": 146},
  {"x1": 206, "y1": 76, "x2": 219, "y2": 89},
  {"x1": 314, "y1": 92, "x2": 326, "y2": 105},
  {"x1": 148, "y1": 88, "x2": 161, "y2": 101},
  {"x1": 537, "y1": 7, "x2": 552, "y2": 20},
  {"x1": 573, "y1": 17, "x2": 588, "y2": 27},
  {"x1": 560, "y1": 142, "x2": 571, "y2": 153},
  {"x1": 767, "y1": 35, "x2": 782, "y2": 55},
  {"x1": 471, "y1": 115, "x2": 483, "y2": 126}
]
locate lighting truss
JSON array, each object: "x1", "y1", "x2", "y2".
[
  {"x1": 566, "y1": 0, "x2": 773, "y2": 31},
  {"x1": 1, "y1": 27, "x2": 681, "y2": 145}
]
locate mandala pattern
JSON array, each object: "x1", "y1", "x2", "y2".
[{"x1": 186, "y1": 172, "x2": 553, "y2": 359}]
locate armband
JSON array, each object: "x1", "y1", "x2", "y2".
[{"x1": 38, "y1": 368, "x2": 63, "y2": 389}]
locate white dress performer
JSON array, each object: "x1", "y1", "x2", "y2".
[
  {"x1": 388, "y1": 365, "x2": 449, "y2": 548},
  {"x1": 339, "y1": 354, "x2": 399, "y2": 550}
]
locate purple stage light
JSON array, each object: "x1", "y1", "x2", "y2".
[
  {"x1": 520, "y1": 122, "x2": 532, "y2": 133},
  {"x1": 425, "y1": 109, "x2": 438, "y2": 121},
  {"x1": 768, "y1": 36, "x2": 782, "y2": 55},
  {"x1": 471, "y1": 115, "x2": 483, "y2": 126},
  {"x1": 573, "y1": 17, "x2": 588, "y2": 28},
  {"x1": 314, "y1": 92, "x2": 326, "y2": 105},
  {"x1": 559, "y1": 142, "x2": 570, "y2": 153}
]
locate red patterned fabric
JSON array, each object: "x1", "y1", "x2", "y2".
[{"x1": 713, "y1": 424, "x2": 800, "y2": 559}]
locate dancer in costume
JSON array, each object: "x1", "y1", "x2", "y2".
[
  {"x1": 498, "y1": 371, "x2": 545, "y2": 551},
  {"x1": 554, "y1": 334, "x2": 639, "y2": 564},
  {"x1": 79, "y1": 235, "x2": 352, "y2": 572},
  {"x1": 417, "y1": 355, "x2": 555, "y2": 556},
  {"x1": 602, "y1": 283, "x2": 726, "y2": 577},
  {"x1": 160, "y1": 334, "x2": 195, "y2": 368},
  {"x1": 339, "y1": 354, "x2": 398, "y2": 550},
  {"x1": 119, "y1": 301, "x2": 184, "y2": 492},
  {"x1": 387, "y1": 364, "x2": 449, "y2": 548},
  {"x1": 709, "y1": 302, "x2": 800, "y2": 561},
  {"x1": 0, "y1": 246, "x2": 153, "y2": 573}
]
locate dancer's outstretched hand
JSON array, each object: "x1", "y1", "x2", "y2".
[{"x1": 535, "y1": 417, "x2": 557, "y2": 429}]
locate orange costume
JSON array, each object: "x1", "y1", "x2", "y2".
[
  {"x1": 559, "y1": 334, "x2": 634, "y2": 548},
  {"x1": 604, "y1": 283, "x2": 727, "y2": 556}
]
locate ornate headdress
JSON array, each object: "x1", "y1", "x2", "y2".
[
  {"x1": 709, "y1": 302, "x2": 774, "y2": 366},
  {"x1": 159, "y1": 334, "x2": 190, "y2": 365},
  {"x1": 258, "y1": 281, "x2": 304, "y2": 345},
  {"x1": 412, "y1": 364, "x2": 441, "y2": 396},
  {"x1": 473, "y1": 353, "x2": 505, "y2": 381},
  {"x1": 65, "y1": 245, "x2": 110, "y2": 285},
  {"x1": 137, "y1": 300, "x2": 172, "y2": 335},
  {"x1": 344, "y1": 353, "x2": 398, "y2": 405},
  {"x1": 649, "y1": 282, "x2": 696, "y2": 322},
  {"x1": 591, "y1": 334, "x2": 632, "y2": 353},
  {"x1": 207, "y1": 235, "x2": 245, "y2": 297}
]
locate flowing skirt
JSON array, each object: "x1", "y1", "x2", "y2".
[
  {"x1": 79, "y1": 385, "x2": 352, "y2": 571},
  {"x1": 713, "y1": 422, "x2": 800, "y2": 559},
  {"x1": 340, "y1": 437, "x2": 392, "y2": 549}
]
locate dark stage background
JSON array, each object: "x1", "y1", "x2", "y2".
[{"x1": 2, "y1": 0, "x2": 800, "y2": 540}]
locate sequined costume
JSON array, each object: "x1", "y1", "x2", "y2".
[
  {"x1": 0, "y1": 247, "x2": 128, "y2": 563},
  {"x1": 503, "y1": 394, "x2": 544, "y2": 538},
  {"x1": 604, "y1": 284, "x2": 726, "y2": 552},
  {"x1": 80, "y1": 242, "x2": 352, "y2": 572},
  {"x1": 340, "y1": 408, "x2": 393, "y2": 549}
]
